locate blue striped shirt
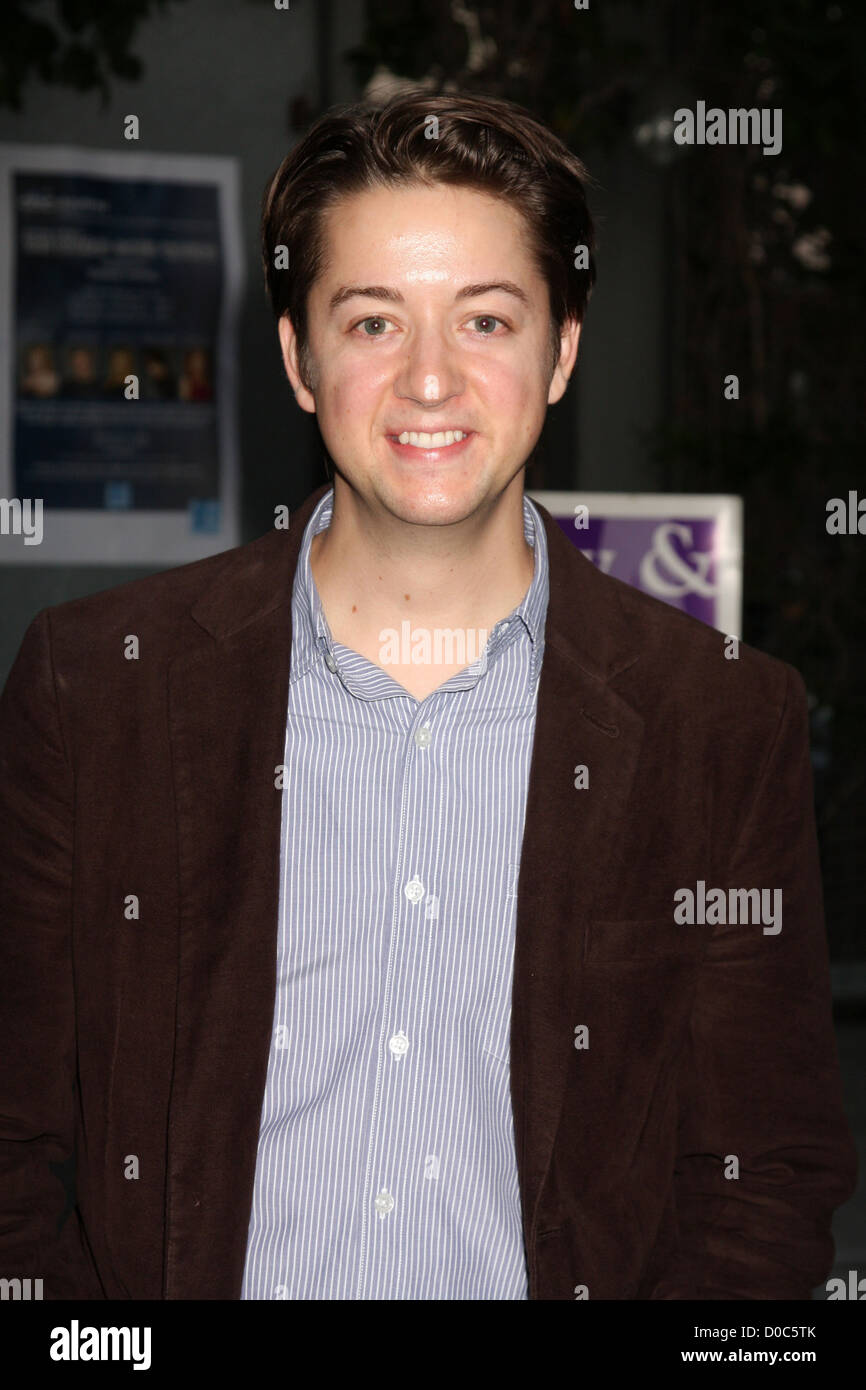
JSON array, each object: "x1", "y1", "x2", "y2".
[{"x1": 240, "y1": 485, "x2": 549, "y2": 1299}]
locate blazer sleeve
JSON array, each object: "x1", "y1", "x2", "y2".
[
  {"x1": 649, "y1": 661, "x2": 858, "y2": 1299},
  {"x1": 0, "y1": 609, "x2": 105, "y2": 1298}
]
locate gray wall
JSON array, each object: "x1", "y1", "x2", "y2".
[{"x1": 576, "y1": 144, "x2": 667, "y2": 493}]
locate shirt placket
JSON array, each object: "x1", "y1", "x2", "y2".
[{"x1": 354, "y1": 701, "x2": 440, "y2": 1298}]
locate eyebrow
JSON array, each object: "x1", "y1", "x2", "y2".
[{"x1": 328, "y1": 280, "x2": 531, "y2": 314}]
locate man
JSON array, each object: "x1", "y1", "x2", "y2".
[{"x1": 0, "y1": 90, "x2": 856, "y2": 1301}]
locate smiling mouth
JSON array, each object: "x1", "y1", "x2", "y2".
[{"x1": 390, "y1": 429, "x2": 471, "y2": 447}]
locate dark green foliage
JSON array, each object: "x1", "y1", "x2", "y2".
[{"x1": 0, "y1": 0, "x2": 189, "y2": 109}]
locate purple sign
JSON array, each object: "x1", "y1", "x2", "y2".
[{"x1": 530, "y1": 492, "x2": 743, "y2": 635}]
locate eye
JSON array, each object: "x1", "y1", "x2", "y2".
[
  {"x1": 352, "y1": 316, "x2": 394, "y2": 337},
  {"x1": 469, "y1": 314, "x2": 506, "y2": 335}
]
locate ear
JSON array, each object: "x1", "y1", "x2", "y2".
[
  {"x1": 547, "y1": 318, "x2": 582, "y2": 406},
  {"x1": 277, "y1": 315, "x2": 317, "y2": 414}
]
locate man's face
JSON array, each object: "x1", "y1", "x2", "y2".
[{"x1": 279, "y1": 180, "x2": 580, "y2": 528}]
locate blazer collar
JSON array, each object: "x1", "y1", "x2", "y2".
[{"x1": 188, "y1": 481, "x2": 641, "y2": 687}]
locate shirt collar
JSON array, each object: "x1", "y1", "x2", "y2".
[{"x1": 292, "y1": 486, "x2": 548, "y2": 687}]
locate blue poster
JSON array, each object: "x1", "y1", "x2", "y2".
[{"x1": 0, "y1": 146, "x2": 242, "y2": 563}]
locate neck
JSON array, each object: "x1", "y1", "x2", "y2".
[{"x1": 309, "y1": 479, "x2": 535, "y2": 649}]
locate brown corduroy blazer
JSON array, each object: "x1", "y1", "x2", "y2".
[{"x1": 0, "y1": 483, "x2": 857, "y2": 1300}]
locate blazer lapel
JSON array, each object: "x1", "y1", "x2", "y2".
[
  {"x1": 163, "y1": 485, "x2": 330, "y2": 1299},
  {"x1": 510, "y1": 505, "x2": 644, "y2": 1285}
]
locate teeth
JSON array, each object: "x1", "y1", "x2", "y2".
[{"x1": 396, "y1": 430, "x2": 467, "y2": 447}]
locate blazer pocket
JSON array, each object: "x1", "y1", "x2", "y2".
[{"x1": 585, "y1": 915, "x2": 705, "y2": 964}]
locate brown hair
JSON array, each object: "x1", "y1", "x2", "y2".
[{"x1": 261, "y1": 88, "x2": 596, "y2": 393}]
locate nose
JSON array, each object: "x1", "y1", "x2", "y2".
[{"x1": 393, "y1": 324, "x2": 464, "y2": 409}]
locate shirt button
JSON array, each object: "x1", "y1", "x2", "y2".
[
  {"x1": 374, "y1": 1189, "x2": 394, "y2": 1218},
  {"x1": 414, "y1": 725, "x2": 432, "y2": 748},
  {"x1": 388, "y1": 1029, "x2": 410, "y2": 1060},
  {"x1": 324, "y1": 651, "x2": 337, "y2": 673},
  {"x1": 404, "y1": 875, "x2": 424, "y2": 904}
]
